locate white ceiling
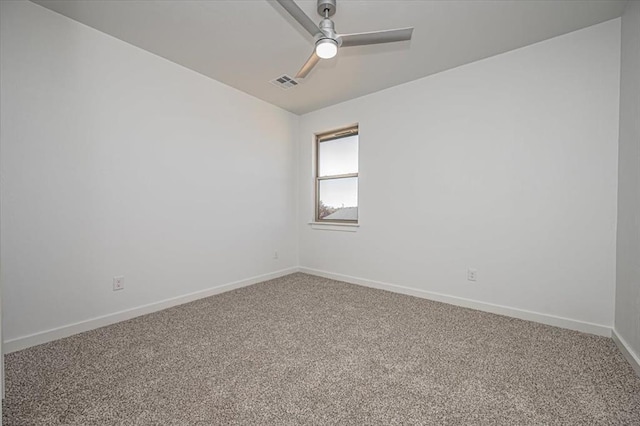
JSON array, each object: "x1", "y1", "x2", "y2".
[{"x1": 32, "y1": 0, "x2": 627, "y2": 115}]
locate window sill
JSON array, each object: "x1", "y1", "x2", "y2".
[{"x1": 308, "y1": 222, "x2": 359, "y2": 232}]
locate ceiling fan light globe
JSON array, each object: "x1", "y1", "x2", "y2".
[{"x1": 315, "y1": 39, "x2": 338, "y2": 59}]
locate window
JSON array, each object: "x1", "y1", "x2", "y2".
[{"x1": 315, "y1": 125, "x2": 359, "y2": 223}]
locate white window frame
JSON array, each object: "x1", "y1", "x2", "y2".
[{"x1": 314, "y1": 125, "x2": 359, "y2": 224}]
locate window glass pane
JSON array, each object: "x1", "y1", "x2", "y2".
[
  {"x1": 318, "y1": 177, "x2": 358, "y2": 221},
  {"x1": 318, "y1": 135, "x2": 358, "y2": 177}
]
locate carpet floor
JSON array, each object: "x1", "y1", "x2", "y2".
[{"x1": 3, "y1": 273, "x2": 640, "y2": 425}]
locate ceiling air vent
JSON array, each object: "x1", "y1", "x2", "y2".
[{"x1": 270, "y1": 74, "x2": 299, "y2": 90}]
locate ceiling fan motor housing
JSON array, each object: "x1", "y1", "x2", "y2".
[
  {"x1": 317, "y1": 0, "x2": 336, "y2": 17},
  {"x1": 317, "y1": 18, "x2": 340, "y2": 44}
]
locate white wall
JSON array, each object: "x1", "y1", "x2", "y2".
[
  {"x1": 298, "y1": 20, "x2": 621, "y2": 332},
  {"x1": 615, "y1": 0, "x2": 640, "y2": 364},
  {"x1": 0, "y1": 0, "x2": 299, "y2": 345}
]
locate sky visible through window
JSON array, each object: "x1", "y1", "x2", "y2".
[{"x1": 319, "y1": 178, "x2": 358, "y2": 208}]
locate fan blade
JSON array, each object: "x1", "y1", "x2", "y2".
[
  {"x1": 275, "y1": 0, "x2": 322, "y2": 38},
  {"x1": 339, "y1": 27, "x2": 413, "y2": 47},
  {"x1": 295, "y1": 51, "x2": 321, "y2": 79}
]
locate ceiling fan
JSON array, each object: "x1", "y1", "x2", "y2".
[{"x1": 275, "y1": 0, "x2": 414, "y2": 79}]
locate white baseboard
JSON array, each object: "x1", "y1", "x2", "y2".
[
  {"x1": 5, "y1": 266, "x2": 615, "y2": 354},
  {"x1": 4, "y1": 267, "x2": 299, "y2": 354},
  {"x1": 612, "y1": 329, "x2": 640, "y2": 376},
  {"x1": 299, "y1": 267, "x2": 612, "y2": 337}
]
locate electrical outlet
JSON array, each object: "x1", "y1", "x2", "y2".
[
  {"x1": 467, "y1": 268, "x2": 477, "y2": 282},
  {"x1": 273, "y1": 251, "x2": 279, "y2": 260},
  {"x1": 113, "y1": 276, "x2": 124, "y2": 291}
]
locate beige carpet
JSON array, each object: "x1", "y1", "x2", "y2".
[{"x1": 3, "y1": 273, "x2": 640, "y2": 425}]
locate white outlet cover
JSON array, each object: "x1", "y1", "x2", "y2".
[
  {"x1": 467, "y1": 269, "x2": 478, "y2": 281},
  {"x1": 113, "y1": 276, "x2": 124, "y2": 291}
]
